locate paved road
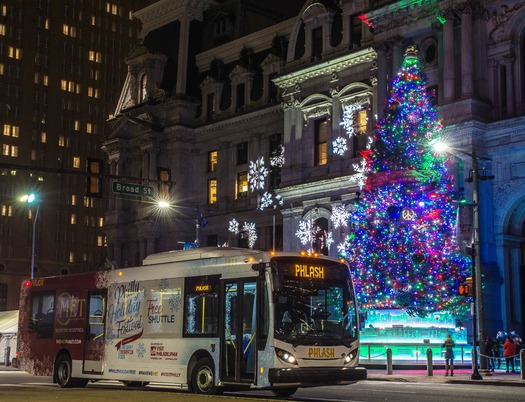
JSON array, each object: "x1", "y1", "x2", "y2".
[{"x1": 1, "y1": 366, "x2": 524, "y2": 402}]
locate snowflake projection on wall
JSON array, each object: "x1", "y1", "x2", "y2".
[
  {"x1": 326, "y1": 232, "x2": 334, "y2": 249},
  {"x1": 243, "y1": 222, "x2": 258, "y2": 248},
  {"x1": 169, "y1": 294, "x2": 182, "y2": 312},
  {"x1": 136, "y1": 342, "x2": 146, "y2": 359},
  {"x1": 330, "y1": 204, "x2": 350, "y2": 228},
  {"x1": 349, "y1": 158, "x2": 369, "y2": 190},
  {"x1": 270, "y1": 145, "x2": 285, "y2": 167},
  {"x1": 159, "y1": 278, "x2": 169, "y2": 292},
  {"x1": 248, "y1": 157, "x2": 269, "y2": 192},
  {"x1": 340, "y1": 103, "x2": 364, "y2": 136},
  {"x1": 228, "y1": 219, "x2": 239, "y2": 234},
  {"x1": 258, "y1": 192, "x2": 284, "y2": 210},
  {"x1": 332, "y1": 136, "x2": 348, "y2": 156},
  {"x1": 295, "y1": 220, "x2": 313, "y2": 246}
]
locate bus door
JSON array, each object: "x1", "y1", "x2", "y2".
[
  {"x1": 83, "y1": 290, "x2": 107, "y2": 374},
  {"x1": 221, "y1": 279, "x2": 257, "y2": 384}
]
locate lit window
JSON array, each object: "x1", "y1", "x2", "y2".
[
  {"x1": 91, "y1": 15, "x2": 96, "y2": 26},
  {"x1": 70, "y1": 214, "x2": 76, "y2": 225},
  {"x1": 41, "y1": 132, "x2": 46, "y2": 143},
  {"x1": 89, "y1": 50, "x2": 95, "y2": 61},
  {"x1": 58, "y1": 136, "x2": 65, "y2": 147},
  {"x1": 10, "y1": 145, "x2": 18, "y2": 157},
  {"x1": 71, "y1": 195, "x2": 76, "y2": 205},
  {"x1": 86, "y1": 123, "x2": 92, "y2": 134},
  {"x1": 74, "y1": 120, "x2": 80, "y2": 131},
  {"x1": 3, "y1": 125, "x2": 10, "y2": 136},
  {"x1": 98, "y1": 217, "x2": 103, "y2": 227},
  {"x1": 208, "y1": 179, "x2": 217, "y2": 204},
  {"x1": 357, "y1": 110, "x2": 368, "y2": 134},
  {"x1": 62, "y1": 24, "x2": 69, "y2": 35},
  {"x1": 1, "y1": 205, "x2": 12, "y2": 217},
  {"x1": 314, "y1": 118, "x2": 327, "y2": 166},
  {"x1": 73, "y1": 156, "x2": 80, "y2": 168},
  {"x1": 43, "y1": 75, "x2": 48, "y2": 86},
  {"x1": 0, "y1": 63, "x2": 4, "y2": 75},
  {"x1": 12, "y1": 126, "x2": 19, "y2": 138},
  {"x1": 2, "y1": 144, "x2": 8, "y2": 155},
  {"x1": 236, "y1": 172, "x2": 248, "y2": 199},
  {"x1": 208, "y1": 150, "x2": 218, "y2": 172},
  {"x1": 0, "y1": 24, "x2": 4, "y2": 35},
  {"x1": 61, "y1": 79, "x2": 67, "y2": 90},
  {"x1": 97, "y1": 236, "x2": 104, "y2": 247},
  {"x1": 69, "y1": 252, "x2": 75, "y2": 263}
]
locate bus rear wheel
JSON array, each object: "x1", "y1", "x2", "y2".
[
  {"x1": 55, "y1": 355, "x2": 88, "y2": 388},
  {"x1": 191, "y1": 357, "x2": 222, "y2": 395},
  {"x1": 272, "y1": 387, "x2": 298, "y2": 397}
]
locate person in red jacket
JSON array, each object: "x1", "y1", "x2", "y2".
[{"x1": 503, "y1": 335, "x2": 517, "y2": 373}]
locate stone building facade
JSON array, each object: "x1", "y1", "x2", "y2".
[{"x1": 105, "y1": 0, "x2": 525, "y2": 338}]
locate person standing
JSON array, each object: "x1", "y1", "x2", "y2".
[
  {"x1": 442, "y1": 334, "x2": 455, "y2": 376},
  {"x1": 485, "y1": 335, "x2": 495, "y2": 372},
  {"x1": 503, "y1": 335, "x2": 517, "y2": 373},
  {"x1": 493, "y1": 338, "x2": 501, "y2": 370}
]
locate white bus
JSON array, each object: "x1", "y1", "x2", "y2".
[{"x1": 18, "y1": 247, "x2": 366, "y2": 396}]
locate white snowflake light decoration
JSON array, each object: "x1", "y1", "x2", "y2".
[
  {"x1": 258, "y1": 192, "x2": 284, "y2": 210},
  {"x1": 259, "y1": 192, "x2": 273, "y2": 210},
  {"x1": 330, "y1": 204, "x2": 349, "y2": 228},
  {"x1": 295, "y1": 220, "x2": 313, "y2": 246},
  {"x1": 228, "y1": 219, "x2": 239, "y2": 234},
  {"x1": 340, "y1": 103, "x2": 364, "y2": 136},
  {"x1": 243, "y1": 222, "x2": 257, "y2": 249},
  {"x1": 332, "y1": 136, "x2": 347, "y2": 156},
  {"x1": 248, "y1": 157, "x2": 268, "y2": 192},
  {"x1": 349, "y1": 158, "x2": 369, "y2": 190},
  {"x1": 326, "y1": 232, "x2": 334, "y2": 249},
  {"x1": 270, "y1": 145, "x2": 285, "y2": 167}
]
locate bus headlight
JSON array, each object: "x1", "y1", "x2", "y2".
[
  {"x1": 344, "y1": 350, "x2": 357, "y2": 364},
  {"x1": 275, "y1": 348, "x2": 297, "y2": 365}
]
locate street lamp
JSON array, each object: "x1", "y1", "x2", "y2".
[
  {"x1": 432, "y1": 140, "x2": 494, "y2": 379},
  {"x1": 20, "y1": 193, "x2": 40, "y2": 280}
]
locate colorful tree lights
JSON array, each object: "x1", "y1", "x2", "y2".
[{"x1": 345, "y1": 46, "x2": 471, "y2": 317}]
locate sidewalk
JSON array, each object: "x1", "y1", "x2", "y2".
[{"x1": 366, "y1": 367, "x2": 525, "y2": 386}]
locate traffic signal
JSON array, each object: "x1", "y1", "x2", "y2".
[
  {"x1": 156, "y1": 167, "x2": 171, "y2": 199},
  {"x1": 458, "y1": 283, "x2": 473, "y2": 297},
  {"x1": 86, "y1": 158, "x2": 103, "y2": 197}
]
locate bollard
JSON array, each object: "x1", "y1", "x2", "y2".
[
  {"x1": 427, "y1": 348, "x2": 433, "y2": 376},
  {"x1": 520, "y1": 349, "x2": 525, "y2": 381},
  {"x1": 386, "y1": 348, "x2": 393, "y2": 375}
]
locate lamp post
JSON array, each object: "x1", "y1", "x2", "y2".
[
  {"x1": 432, "y1": 141, "x2": 493, "y2": 378},
  {"x1": 20, "y1": 193, "x2": 40, "y2": 280}
]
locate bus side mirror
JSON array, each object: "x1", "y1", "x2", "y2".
[{"x1": 251, "y1": 263, "x2": 266, "y2": 273}]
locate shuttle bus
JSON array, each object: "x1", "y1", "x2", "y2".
[{"x1": 18, "y1": 247, "x2": 366, "y2": 396}]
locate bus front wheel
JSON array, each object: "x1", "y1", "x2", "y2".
[
  {"x1": 191, "y1": 357, "x2": 222, "y2": 395},
  {"x1": 272, "y1": 387, "x2": 298, "y2": 397},
  {"x1": 55, "y1": 355, "x2": 88, "y2": 388}
]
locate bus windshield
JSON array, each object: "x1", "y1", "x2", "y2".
[{"x1": 272, "y1": 257, "x2": 358, "y2": 347}]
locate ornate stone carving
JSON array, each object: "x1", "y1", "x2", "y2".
[{"x1": 489, "y1": 1, "x2": 525, "y2": 44}]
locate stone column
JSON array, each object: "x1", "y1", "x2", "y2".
[
  {"x1": 503, "y1": 55, "x2": 515, "y2": 117},
  {"x1": 108, "y1": 160, "x2": 117, "y2": 211},
  {"x1": 443, "y1": 13, "x2": 456, "y2": 102},
  {"x1": 375, "y1": 43, "x2": 388, "y2": 118},
  {"x1": 460, "y1": 8, "x2": 474, "y2": 97},
  {"x1": 176, "y1": 14, "x2": 190, "y2": 94}
]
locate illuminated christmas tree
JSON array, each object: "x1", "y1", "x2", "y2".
[{"x1": 346, "y1": 46, "x2": 471, "y2": 317}]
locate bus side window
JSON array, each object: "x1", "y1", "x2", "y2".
[
  {"x1": 29, "y1": 292, "x2": 55, "y2": 338},
  {"x1": 183, "y1": 275, "x2": 220, "y2": 336}
]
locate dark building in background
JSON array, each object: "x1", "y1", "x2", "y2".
[
  {"x1": 0, "y1": 0, "x2": 155, "y2": 310},
  {"x1": 106, "y1": 0, "x2": 525, "y2": 345}
]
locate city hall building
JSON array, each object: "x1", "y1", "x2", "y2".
[{"x1": 104, "y1": 0, "x2": 525, "y2": 353}]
